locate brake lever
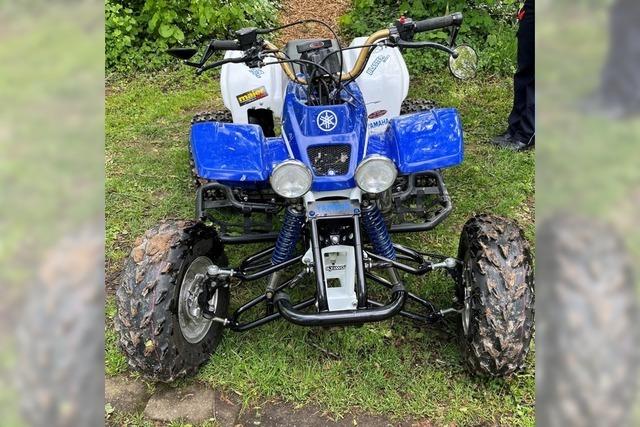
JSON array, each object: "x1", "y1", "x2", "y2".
[
  {"x1": 196, "y1": 59, "x2": 227, "y2": 75},
  {"x1": 448, "y1": 25, "x2": 460, "y2": 48},
  {"x1": 183, "y1": 40, "x2": 218, "y2": 69},
  {"x1": 196, "y1": 56, "x2": 248, "y2": 75},
  {"x1": 394, "y1": 39, "x2": 457, "y2": 57}
]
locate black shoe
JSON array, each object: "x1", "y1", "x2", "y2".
[
  {"x1": 489, "y1": 130, "x2": 513, "y2": 146},
  {"x1": 490, "y1": 133, "x2": 534, "y2": 151}
]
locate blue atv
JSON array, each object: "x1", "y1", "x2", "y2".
[{"x1": 116, "y1": 14, "x2": 534, "y2": 382}]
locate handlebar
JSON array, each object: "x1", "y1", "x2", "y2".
[
  {"x1": 414, "y1": 12, "x2": 463, "y2": 33},
  {"x1": 188, "y1": 13, "x2": 463, "y2": 83},
  {"x1": 211, "y1": 39, "x2": 241, "y2": 51}
]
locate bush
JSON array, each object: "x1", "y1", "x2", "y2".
[
  {"x1": 106, "y1": 0, "x2": 278, "y2": 72},
  {"x1": 340, "y1": 0, "x2": 519, "y2": 76}
]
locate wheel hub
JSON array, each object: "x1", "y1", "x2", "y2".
[{"x1": 178, "y1": 256, "x2": 218, "y2": 344}]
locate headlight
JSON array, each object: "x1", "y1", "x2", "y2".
[
  {"x1": 355, "y1": 155, "x2": 397, "y2": 194},
  {"x1": 270, "y1": 160, "x2": 313, "y2": 198}
]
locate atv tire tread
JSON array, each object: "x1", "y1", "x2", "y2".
[
  {"x1": 536, "y1": 215, "x2": 639, "y2": 426},
  {"x1": 17, "y1": 225, "x2": 103, "y2": 426},
  {"x1": 400, "y1": 98, "x2": 438, "y2": 115},
  {"x1": 115, "y1": 220, "x2": 229, "y2": 382},
  {"x1": 457, "y1": 214, "x2": 534, "y2": 377}
]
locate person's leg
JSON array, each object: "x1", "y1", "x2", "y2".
[
  {"x1": 493, "y1": 0, "x2": 535, "y2": 150},
  {"x1": 510, "y1": 0, "x2": 534, "y2": 142},
  {"x1": 597, "y1": 0, "x2": 640, "y2": 115}
]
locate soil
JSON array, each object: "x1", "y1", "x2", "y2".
[{"x1": 274, "y1": 0, "x2": 351, "y2": 45}]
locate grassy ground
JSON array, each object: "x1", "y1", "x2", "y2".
[{"x1": 105, "y1": 67, "x2": 534, "y2": 426}]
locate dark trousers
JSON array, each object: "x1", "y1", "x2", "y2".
[
  {"x1": 508, "y1": 0, "x2": 535, "y2": 142},
  {"x1": 599, "y1": 0, "x2": 640, "y2": 111}
]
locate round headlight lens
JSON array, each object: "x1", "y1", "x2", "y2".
[
  {"x1": 270, "y1": 160, "x2": 313, "y2": 198},
  {"x1": 355, "y1": 155, "x2": 398, "y2": 194}
]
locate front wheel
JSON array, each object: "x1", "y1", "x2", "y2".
[
  {"x1": 115, "y1": 220, "x2": 229, "y2": 382},
  {"x1": 456, "y1": 214, "x2": 534, "y2": 377}
]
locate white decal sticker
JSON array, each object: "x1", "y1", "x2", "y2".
[
  {"x1": 365, "y1": 54, "x2": 390, "y2": 75},
  {"x1": 368, "y1": 117, "x2": 390, "y2": 129},
  {"x1": 317, "y1": 110, "x2": 338, "y2": 132},
  {"x1": 248, "y1": 68, "x2": 264, "y2": 78}
]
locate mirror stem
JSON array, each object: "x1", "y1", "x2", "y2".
[{"x1": 448, "y1": 26, "x2": 460, "y2": 48}]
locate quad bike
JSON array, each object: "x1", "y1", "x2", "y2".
[{"x1": 115, "y1": 13, "x2": 534, "y2": 382}]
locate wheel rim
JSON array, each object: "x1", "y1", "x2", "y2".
[
  {"x1": 178, "y1": 256, "x2": 217, "y2": 344},
  {"x1": 461, "y1": 260, "x2": 472, "y2": 336}
]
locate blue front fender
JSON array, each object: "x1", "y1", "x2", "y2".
[
  {"x1": 190, "y1": 121, "x2": 288, "y2": 185},
  {"x1": 191, "y1": 107, "x2": 463, "y2": 188},
  {"x1": 367, "y1": 108, "x2": 464, "y2": 173}
]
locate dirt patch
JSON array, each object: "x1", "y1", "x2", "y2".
[
  {"x1": 515, "y1": 194, "x2": 535, "y2": 232},
  {"x1": 237, "y1": 401, "x2": 428, "y2": 427},
  {"x1": 107, "y1": 374, "x2": 435, "y2": 427},
  {"x1": 275, "y1": 0, "x2": 351, "y2": 44}
]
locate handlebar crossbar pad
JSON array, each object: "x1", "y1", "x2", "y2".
[
  {"x1": 212, "y1": 39, "x2": 241, "y2": 50},
  {"x1": 414, "y1": 12, "x2": 463, "y2": 32}
]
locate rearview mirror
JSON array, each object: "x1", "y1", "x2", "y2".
[
  {"x1": 167, "y1": 47, "x2": 198, "y2": 60},
  {"x1": 449, "y1": 45, "x2": 478, "y2": 80}
]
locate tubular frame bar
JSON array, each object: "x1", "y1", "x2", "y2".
[
  {"x1": 211, "y1": 222, "x2": 453, "y2": 331},
  {"x1": 195, "y1": 182, "x2": 281, "y2": 244},
  {"x1": 309, "y1": 218, "x2": 329, "y2": 311},
  {"x1": 367, "y1": 300, "x2": 441, "y2": 324},
  {"x1": 389, "y1": 171, "x2": 453, "y2": 234},
  {"x1": 235, "y1": 254, "x2": 303, "y2": 281},
  {"x1": 274, "y1": 289, "x2": 406, "y2": 327},
  {"x1": 240, "y1": 245, "x2": 275, "y2": 271},
  {"x1": 228, "y1": 298, "x2": 317, "y2": 332},
  {"x1": 365, "y1": 272, "x2": 438, "y2": 315},
  {"x1": 352, "y1": 215, "x2": 368, "y2": 308},
  {"x1": 366, "y1": 251, "x2": 432, "y2": 275}
]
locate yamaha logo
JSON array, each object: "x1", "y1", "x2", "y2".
[{"x1": 317, "y1": 110, "x2": 338, "y2": 132}]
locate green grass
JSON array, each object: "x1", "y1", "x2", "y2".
[{"x1": 106, "y1": 68, "x2": 534, "y2": 426}]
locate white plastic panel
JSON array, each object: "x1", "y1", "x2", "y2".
[
  {"x1": 342, "y1": 37, "x2": 410, "y2": 135},
  {"x1": 321, "y1": 245, "x2": 357, "y2": 311},
  {"x1": 220, "y1": 51, "x2": 287, "y2": 123},
  {"x1": 301, "y1": 244, "x2": 358, "y2": 311}
]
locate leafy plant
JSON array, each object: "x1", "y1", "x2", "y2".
[
  {"x1": 106, "y1": 1, "x2": 140, "y2": 71},
  {"x1": 341, "y1": 0, "x2": 519, "y2": 76},
  {"x1": 106, "y1": 0, "x2": 278, "y2": 72}
]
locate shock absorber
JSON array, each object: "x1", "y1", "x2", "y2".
[
  {"x1": 267, "y1": 206, "x2": 305, "y2": 304},
  {"x1": 361, "y1": 202, "x2": 396, "y2": 260},
  {"x1": 271, "y1": 206, "x2": 305, "y2": 265}
]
